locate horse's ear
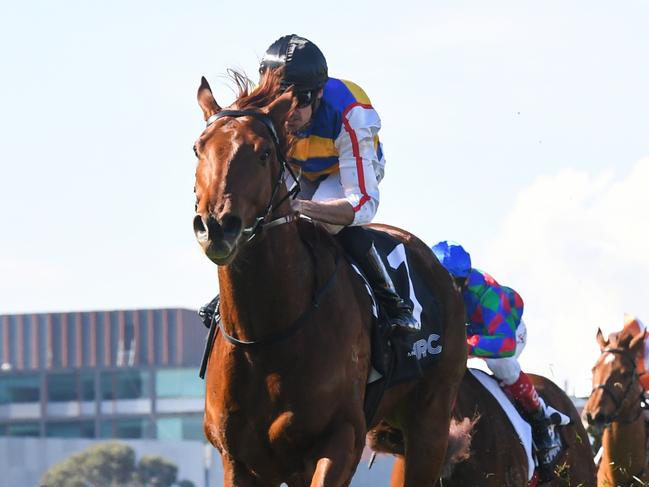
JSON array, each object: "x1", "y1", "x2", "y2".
[
  {"x1": 265, "y1": 90, "x2": 296, "y2": 128},
  {"x1": 197, "y1": 76, "x2": 221, "y2": 122},
  {"x1": 596, "y1": 328, "x2": 607, "y2": 351}
]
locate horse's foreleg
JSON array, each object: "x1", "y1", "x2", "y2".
[
  {"x1": 309, "y1": 422, "x2": 362, "y2": 487},
  {"x1": 222, "y1": 454, "x2": 277, "y2": 487},
  {"x1": 285, "y1": 472, "x2": 310, "y2": 487},
  {"x1": 390, "y1": 455, "x2": 405, "y2": 487}
]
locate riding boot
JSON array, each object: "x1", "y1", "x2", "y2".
[
  {"x1": 501, "y1": 371, "x2": 567, "y2": 482},
  {"x1": 529, "y1": 401, "x2": 565, "y2": 483},
  {"x1": 359, "y1": 244, "x2": 420, "y2": 333},
  {"x1": 198, "y1": 294, "x2": 220, "y2": 329}
]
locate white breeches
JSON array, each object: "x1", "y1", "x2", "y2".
[{"x1": 484, "y1": 321, "x2": 528, "y2": 385}]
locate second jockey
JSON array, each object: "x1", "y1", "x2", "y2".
[
  {"x1": 201, "y1": 34, "x2": 419, "y2": 334},
  {"x1": 431, "y1": 240, "x2": 569, "y2": 482}
]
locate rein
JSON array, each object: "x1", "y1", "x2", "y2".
[
  {"x1": 206, "y1": 109, "x2": 302, "y2": 241},
  {"x1": 592, "y1": 347, "x2": 646, "y2": 425}
]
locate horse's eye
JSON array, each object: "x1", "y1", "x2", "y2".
[{"x1": 260, "y1": 149, "x2": 271, "y2": 162}]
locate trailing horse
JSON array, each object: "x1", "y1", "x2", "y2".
[
  {"x1": 193, "y1": 72, "x2": 466, "y2": 486},
  {"x1": 369, "y1": 369, "x2": 597, "y2": 486},
  {"x1": 584, "y1": 327, "x2": 648, "y2": 487}
]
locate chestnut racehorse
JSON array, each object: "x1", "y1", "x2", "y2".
[
  {"x1": 193, "y1": 72, "x2": 466, "y2": 487},
  {"x1": 583, "y1": 327, "x2": 648, "y2": 487},
  {"x1": 371, "y1": 370, "x2": 596, "y2": 486}
]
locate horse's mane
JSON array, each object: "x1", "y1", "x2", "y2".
[
  {"x1": 225, "y1": 68, "x2": 295, "y2": 158},
  {"x1": 228, "y1": 68, "x2": 283, "y2": 111},
  {"x1": 606, "y1": 331, "x2": 628, "y2": 350},
  {"x1": 614, "y1": 327, "x2": 643, "y2": 347}
]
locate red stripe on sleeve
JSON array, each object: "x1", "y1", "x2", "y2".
[{"x1": 342, "y1": 102, "x2": 373, "y2": 212}]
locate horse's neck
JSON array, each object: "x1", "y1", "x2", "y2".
[
  {"x1": 601, "y1": 417, "x2": 647, "y2": 483},
  {"x1": 218, "y1": 223, "x2": 317, "y2": 341}
]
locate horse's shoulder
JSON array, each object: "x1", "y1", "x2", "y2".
[
  {"x1": 295, "y1": 218, "x2": 341, "y2": 254},
  {"x1": 529, "y1": 373, "x2": 562, "y2": 396},
  {"x1": 529, "y1": 374, "x2": 578, "y2": 418}
]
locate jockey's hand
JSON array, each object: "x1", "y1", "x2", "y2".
[
  {"x1": 290, "y1": 198, "x2": 303, "y2": 215},
  {"x1": 288, "y1": 198, "x2": 355, "y2": 225}
]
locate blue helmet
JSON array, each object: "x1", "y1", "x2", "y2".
[{"x1": 431, "y1": 241, "x2": 472, "y2": 278}]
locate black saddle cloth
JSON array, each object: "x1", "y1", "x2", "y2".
[{"x1": 354, "y1": 229, "x2": 445, "y2": 424}]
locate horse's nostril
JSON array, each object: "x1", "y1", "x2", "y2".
[
  {"x1": 193, "y1": 214, "x2": 208, "y2": 241},
  {"x1": 221, "y1": 215, "x2": 242, "y2": 238},
  {"x1": 193, "y1": 213, "x2": 239, "y2": 247}
]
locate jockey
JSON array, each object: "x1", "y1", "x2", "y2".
[
  {"x1": 431, "y1": 240, "x2": 569, "y2": 482},
  {"x1": 201, "y1": 35, "x2": 419, "y2": 333},
  {"x1": 261, "y1": 34, "x2": 418, "y2": 333}
]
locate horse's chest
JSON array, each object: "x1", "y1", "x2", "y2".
[
  {"x1": 216, "y1": 371, "x2": 326, "y2": 453},
  {"x1": 209, "y1": 345, "x2": 360, "y2": 470},
  {"x1": 216, "y1": 401, "x2": 316, "y2": 475}
]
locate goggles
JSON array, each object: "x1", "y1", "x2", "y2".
[{"x1": 295, "y1": 90, "x2": 315, "y2": 108}]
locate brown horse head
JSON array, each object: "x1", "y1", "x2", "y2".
[
  {"x1": 584, "y1": 326, "x2": 646, "y2": 432},
  {"x1": 193, "y1": 72, "x2": 295, "y2": 264}
]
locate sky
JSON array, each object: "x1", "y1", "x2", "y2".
[{"x1": 1, "y1": 0, "x2": 648, "y2": 395}]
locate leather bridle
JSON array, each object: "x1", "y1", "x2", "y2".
[
  {"x1": 591, "y1": 347, "x2": 646, "y2": 425},
  {"x1": 197, "y1": 109, "x2": 340, "y2": 350},
  {"x1": 204, "y1": 109, "x2": 302, "y2": 242}
]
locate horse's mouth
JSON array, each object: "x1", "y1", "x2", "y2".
[
  {"x1": 202, "y1": 239, "x2": 239, "y2": 266},
  {"x1": 586, "y1": 421, "x2": 604, "y2": 435},
  {"x1": 583, "y1": 410, "x2": 610, "y2": 433},
  {"x1": 193, "y1": 213, "x2": 242, "y2": 265}
]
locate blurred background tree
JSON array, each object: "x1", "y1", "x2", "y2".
[
  {"x1": 39, "y1": 442, "x2": 195, "y2": 487},
  {"x1": 136, "y1": 454, "x2": 178, "y2": 487}
]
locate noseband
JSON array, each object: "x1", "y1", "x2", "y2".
[
  {"x1": 592, "y1": 347, "x2": 645, "y2": 425},
  {"x1": 205, "y1": 109, "x2": 301, "y2": 242}
]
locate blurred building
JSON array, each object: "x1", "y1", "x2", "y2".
[{"x1": 0, "y1": 308, "x2": 207, "y2": 442}]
